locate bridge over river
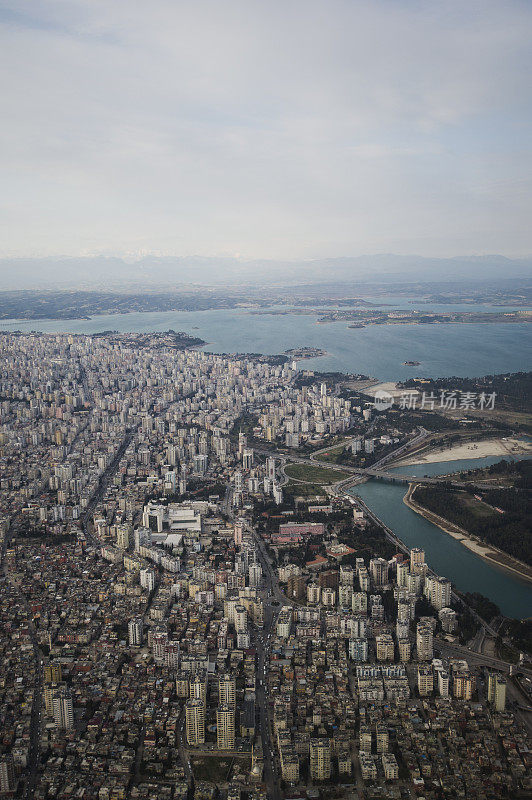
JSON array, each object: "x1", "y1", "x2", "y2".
[{"x1": 272, "y1": 450, "x2": 500, "y2": 490}]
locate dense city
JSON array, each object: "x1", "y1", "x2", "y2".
[{"x1": 0, "y1": 331, "x2": 530, "y2": 800}]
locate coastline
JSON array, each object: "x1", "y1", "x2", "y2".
[
  {"x1": 392, "y1": 436, "x2": 532, "y2": 466},
  {"x1": 403, "y1": 483, "x2": 532, "y2": 585}
]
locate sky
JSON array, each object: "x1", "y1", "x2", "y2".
[{"x1": 1, "y1": 0, "x2": 531, "y2": 262}]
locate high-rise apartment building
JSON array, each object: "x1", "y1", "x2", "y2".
[
  {"x1": 310, "y1": 738, "x2": 331, "y2": 780},
  {"x1": 176, "y1": 674, "x2": 189, "y2": 698},
  {"x1": 128, "y1": 617, "x2": 143, "y2": 646},
  {"x1": 281, "y1": 752, "x2": 299, "y2": 783},
  {"x1": 249, "y1": 562, "x2": 262, "y2": 588},
  {"x1": 437, "y1": 668, "x2": 450, "y2": 697},
  {"x1": 488, "y1": 673, "x2": 507, "y2": 711},
  {"x1": 307, "y1": 583, "x2": 321, "y2": 604},
  {"x1": 410, "y1": 548, "x2": 425, "y2": 572},
  {"x1": 185, "y1": 699, "x2": 205, "y2": 745},
  {"x1": 453, "y1": 670, "x2": 475, "y2": 701},
  {"x1": 287, "y1": 574, "x2": 306, "y2": 601},
  {"x1": 398, "y1": 638, "x2": 411, "y2": 662},
  {"x1": 116, "y1": 523, "x2": 130, "y2": 550},
  {"x1": 189, "y1": 674, "x2": 207, "y2": 707},
  {"x1": 53, "y1": 689, "x2": 74, "y2": 729},
  {"x1": 376, "y1": 634, "x2": 395, "y2": 662},
  {"x1": 396, "y1": 561, "x2": 409, "y2": 587},
  {"x1": 352, "y1": 591, "x2": 367, "y2": 614},
  {"x1": 44, "y1": 661, "x2": 62, "y2": 684},
  {"x1": 217, "y1": 703, "x2": 236, "y2": 749},
  {"x1": 218, "y1": 674, "x2": 236, "y2": 708},
  {"x1": 321, "y1": 587, "x2": 336, "y2": 607},
  {"x1": 242, "y1": 448, "x2": 254, "y2": 470},
  {"x1": 417, "y1": 665, "x2": 434, "y2": 696},
  {"x1": 349, "y1": 638, "x2": 369, "y2": 662},
  {"x1": 140, "y1": 567, "x2": 156, "y2": 592},
  {"x1": 234, "y1": 605, "x2": 247, "y2": 632},
  {"x1": 369, "y1": 557, "x2": 388, "y2": 587},
  {"x1": 0, "y1": 755, "x2": 15, "y2": 794},
  {"x1": 416, "y1": 622, "x2": 433, "y2": 661},
  {"x1": 234, "y1": 521, "x2": 243, "y2": 546},
  {"x1": 359, "y1": 725, "x2": 372, "y2": 752},
  {"x1": 425, "y1": 575, "x2": 452, "y2": 611},
  {"x1": 376, "y1": 725, "x2": 389, "y2": 753}
]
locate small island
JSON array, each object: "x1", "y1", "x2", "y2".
[{"x1": 284, "y1": 346, "x2": 327, "y2": 359}]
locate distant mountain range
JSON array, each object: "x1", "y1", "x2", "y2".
[{"x1": 0, "y1": 253, "x2": 530, "y2": 290}]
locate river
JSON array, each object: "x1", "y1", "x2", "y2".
[{"x1": 349, "y1": 455, "x2": 532, "y2": 619}]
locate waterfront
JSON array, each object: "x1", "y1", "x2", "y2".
[
  {"x1": 350, "y1": 455, "x2": 532, "y2": 619},
  {"x1": 1, "y1": 300, "x2": 531, "y2": 381}
]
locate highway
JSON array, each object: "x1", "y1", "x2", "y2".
[
  {"x1": 308, "y1": 426, "x2": 430, "y2": 472},
  {"x1": 295, "y1": 449, "x2": 503, "y2": 489},
  {"x1": 79, "y1": 428, "x2": 136, "y2": 546},
  {"x1": 255, "y1": 429, "x2": 506, "y2": 490},
  {"x1": 226, "y1": 498, "x2": 284, "y2": 800},
  {"x1": 176, "y1": 712, "x2": 193, "y2": 785}
]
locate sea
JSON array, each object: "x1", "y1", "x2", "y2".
[{"x1": 0, "y1": 296, "x2": 530, "y2": 381}]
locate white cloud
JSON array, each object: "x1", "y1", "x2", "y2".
[{"x1": 0, "y1": 0, "x2": 531, "y2": 260}]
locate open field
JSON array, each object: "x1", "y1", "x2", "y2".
[
  {"x1": 191, "y1": 756, "x2": 235, "y2": 783},
  {"x1": 459, "y1": 493, "x2": 498, "y2": 520},
  {"x1": 284, "y1": 481, "x2": 330, "y2": 499},
  {"x1": 284, "y1": 463, "x2": 351, "y2": 484},
  {"x1": 462, "y1": 408, "x2": 532, "y2": 433},
  {"x1": 312, "y1": 442, "x2": 348, "y2": 463}
]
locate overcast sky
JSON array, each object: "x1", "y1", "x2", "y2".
[{"x1": 1, "y1": 0, "x2": 531, "y2": 261}]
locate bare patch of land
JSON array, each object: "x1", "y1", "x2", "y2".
[{"x1": 393, "y1": 436, "x2": 532, "y2": 466}]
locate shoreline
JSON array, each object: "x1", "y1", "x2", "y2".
[
  {"x1": 392, "y1": 436, "x2": 532, "y2": 467},
  {"x1": 403, "y1": 484, "x2": 532, "y2": 585}
]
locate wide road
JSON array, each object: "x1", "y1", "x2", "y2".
[
  {"x1": 79, "y1": 428, "x2": 135, "y2": 545},
  {"x1": 309, "y1": 426, "x2": 429, "y2": 471},
  {"x1": 236, "y1": 514, "x2": 284, "y2": 800},
  {"x1": 225, "y1": 495, "x2": 282, "y2": 799},
  {"x1": 256, "y1": 436, "x2": 505, "y2": 490}
]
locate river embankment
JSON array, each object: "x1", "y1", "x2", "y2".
[{"x1": 404, "y1": 483, "x2": 532, "y2": 584}]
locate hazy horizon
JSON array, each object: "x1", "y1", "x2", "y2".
[{"x1": 0, "y1": 252, "x2": 531, "y2": 290}]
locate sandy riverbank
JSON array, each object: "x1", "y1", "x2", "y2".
[
  {"x1": 404, "y1": 484, "x2": 532, "y2": 584},
  {"x1": 394, "y1": 436, "x2": 532, "y2": 466}
]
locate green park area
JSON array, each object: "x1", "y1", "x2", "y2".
[{"x1": 284, "y1": 462, "x2": 351, "y2": 484}]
